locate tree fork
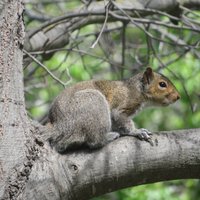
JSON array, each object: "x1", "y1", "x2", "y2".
[{"x1": 22, "y1": 128, "x2": 200, "y2": 200}]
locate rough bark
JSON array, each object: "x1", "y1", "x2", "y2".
[
  {"x1": 0, "y1": 1, "x2": 200, "y2": 200},
  {"x1": 0, "y1": 1, "x2": 36, "y2": 199},
  {"x1": 22, "y1": 128, "x2": 200, "y2": 200}
]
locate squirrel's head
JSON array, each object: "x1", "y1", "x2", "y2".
[{"x1": 142, "y1": 67, "x2": 180, "y2": 106}]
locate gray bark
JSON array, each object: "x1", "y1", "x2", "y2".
[
  {"x1": 0, "y1": 1, "x2": 35, "y2": 199},
  {"x1": 0, "y1": 0, "x2": 200, "y2": 200},
  {"x1": 22, "y1": 128, "x2": 200, "y2": 200}
]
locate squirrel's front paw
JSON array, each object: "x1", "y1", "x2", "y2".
[{"x1": 133, "y1": 128, "x2": 153, "y2": 146}]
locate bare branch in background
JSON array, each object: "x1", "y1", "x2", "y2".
[
  {"x1": 23, "y1": 0, "x2": 200, "y2": 117},
  {"x1": 23, "y1": 49, "x2": 71, "y2": 87}
]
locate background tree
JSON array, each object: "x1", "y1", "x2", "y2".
[{"x1": 0, "y1": 0, "x2": 200, "y2": 199}]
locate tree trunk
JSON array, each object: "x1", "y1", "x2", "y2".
[
  {"x1": 0, "y1": 1, "x2": 34, "y2": 199},
  {"x1": 0, "y1": 1, "x2": 200, "y2": 200}
]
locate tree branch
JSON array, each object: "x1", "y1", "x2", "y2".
[
  {"x1": 24, "y1": 0, "x2": 200, "y2": 54},
  {"x1": 23, "y1": 128, "x2": 200, "y2": 200}
]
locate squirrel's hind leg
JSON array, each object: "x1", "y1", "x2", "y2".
[
  {"x1": 87, "y1": 132, "x2": 120, "y2": 149},
  {"x1": 53, "y1": 133, "x2": 86, "y2": 153}
]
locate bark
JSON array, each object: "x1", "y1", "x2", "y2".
[
  {"x1": 0, "y1": 1, "x2": 35, "y2": 199},
  {"x1": 24, "y1": 0, "x2": 200, "y2": 54},
  {"x1": 22, "y1": 128, "x2": 200, "y2": 200},
  {"x1": 0, "y1": 1, "x2": 200, "y2": 200}
]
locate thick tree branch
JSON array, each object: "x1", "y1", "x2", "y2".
[
  {"x1": 0, "y1": 1, "x2": 199, "y2": 199},
  {"x1": 24, "y1": 0, "x2": 200, "y2": 54},
  {"x1": 23, "y1": 128, "x2": 200, "y2": 200}
]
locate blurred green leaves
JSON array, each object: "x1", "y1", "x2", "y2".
[
  {"x1": 93, "y1": 180, "x2": 200, "y2": 200},
  {"x1": 24, "y1": 1, "x2": 200, "y2": 199}
]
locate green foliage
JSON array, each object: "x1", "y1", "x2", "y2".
[
  {"x1": 135, "y1": 53, "x2": 200, "y2": 131},
  {"x1": 93, "y1": 180, "x2": 200, "y2": 200},
  {"x1": 24, "y1": 1, "x2": 200, "y2": 199}
]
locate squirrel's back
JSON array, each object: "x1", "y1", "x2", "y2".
[
  {"x1": 47, "y1": 67, "x2": 180, "y2": 153},
  {"x1": 49, "y1": 79, "x2": 128, "y2": 123}
]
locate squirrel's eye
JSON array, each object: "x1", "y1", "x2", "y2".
[{"x1": 159, "y1": 82, "x2": 167, "y2": 88}]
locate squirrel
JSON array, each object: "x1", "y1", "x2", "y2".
[{"x1": 47, "y1": 67, "x2": 180, "y2": 153}]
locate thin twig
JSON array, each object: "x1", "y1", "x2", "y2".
[
  {"x1": 28, "y1": 3, "x2": 200, "y2": 39},
  {"x1": 121, "y1": 22, "x2": 127, "y2": 78},
  {"x1": 109, "y1": 9, "x2": 200, "y2": 33},
  {"x1": 180, "y1": 5, "x2": 200, "y2": 17},
  {"x1": 23, "y1": 49, "x2": 71, "y2": 87},
  {"x1": 29, "y1": 48, "x2": 123, "y2": 68},
  {"x1": 90, "y1": 1, "x2": 110, "y2": 48}
]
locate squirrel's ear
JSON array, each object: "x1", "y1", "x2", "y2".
[{"x1": 142, "y1": 67, "x2": 154, "y2": 85}]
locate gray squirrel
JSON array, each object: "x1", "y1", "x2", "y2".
[{"x1": 47, "y1": 67, "x2": 180, "y2": 153}]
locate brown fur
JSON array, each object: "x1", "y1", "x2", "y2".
[{"x1": 47, "y1": 67, "x2": 180, "y2": 153}]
